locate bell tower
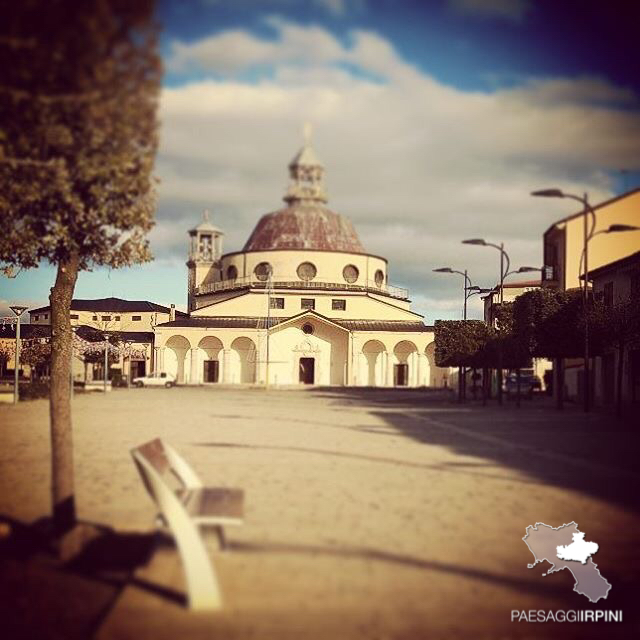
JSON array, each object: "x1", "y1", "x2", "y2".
[{"x1": 187, "y1": 210, "x2": 224, "y2": 311}]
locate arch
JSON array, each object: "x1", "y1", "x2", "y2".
[
  {"x1": 362, "y1": 340, "x2": 386, "y2": 386},
  {"x1": 197, "y1": 336, "x2": 224, "y2": 384},
  {"x1": 166, "y1": 335, "x2": 191, "y2": 383},
  {"x1": 230, "y1": 337, "x2": 256, "y2": 384},
  {"x1": 425, "y1": 341, "x2": 449, "y2": 388},
  {"x1": 393, "y1": 340, "x2": 418, "y2": 387}
]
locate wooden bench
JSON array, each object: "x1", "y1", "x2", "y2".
[{"x1": 131, "y1": 438, "x2": 244, "y2": 610}]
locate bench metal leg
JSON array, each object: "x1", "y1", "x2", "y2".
[{"x1": 214, "y1": 525, "x2": 227, "y2": 551}]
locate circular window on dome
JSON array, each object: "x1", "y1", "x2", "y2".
[
  {"x1": 374, "y1": 269, "x2": 384, "y2": 287},
  {"x1": 254, "y1": 262, "x2": 272, "y2": 282},
  {"x1": 343, "y1": 264, "x2": 359, "y2": 284},
  {"x1": 297, "y1": 262, "x2": 317, "y2": 281},
  {"x1": 302, "y1": 323, "x2": 315, "y2": 335},
  {"x1": 226, "y1": 265, "x2": 238, "y2": 281}
]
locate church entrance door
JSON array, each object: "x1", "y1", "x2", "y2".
[
  {"x1": 394, "y1": 363, "x2": 408, "y2": 386},
  {"x1": 299, "y1": 357, "x2": 315, "y2": 384},
  {"x1": 203, "y1": 360, "x2": 219, "y2": 383}
]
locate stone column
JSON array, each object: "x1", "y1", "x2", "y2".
[
  {"x1": 189, "y1": 348, "x2": 199, "y2": 385},
  {"x1": 154, "y1": 347, "x2": 160, "y2": 373},
  {"x1": 387, "y1": 352, "x2": 395, "y2": 387},
  {"x1": 159, "y1": 347, "x2": 166, "y2": 373},
  {"x1": 222, "y1": 349, "x2": 231, "y2": 383}
]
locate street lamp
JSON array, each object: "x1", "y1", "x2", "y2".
[
  {"x1": 462, "y1": 239, "x2": 511, "y2": 304},
  {"x1": 433, "y1": 267, "x2": 473, "y2": 319},
  {"x1": 530, "y1": 188, "x2": 640, "y2": 412},
  {"x1": 9, "y1": 305, "x2": 28, "y2": 404}
]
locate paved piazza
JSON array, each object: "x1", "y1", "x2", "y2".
[{"x1": 1, "y1": 388, "x2": 639, "y2": 639}]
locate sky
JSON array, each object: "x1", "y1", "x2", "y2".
[{"x1": 3, "y1": 0, "x2": 640, "y2": 322}]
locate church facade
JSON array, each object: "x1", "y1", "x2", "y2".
[{"x1": 154, "y1": 134, "x2": 449, "y2": 388}]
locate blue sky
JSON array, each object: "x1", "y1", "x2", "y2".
[{"x1": 3, "y1": 0, "x2": 640, "y2": 320}]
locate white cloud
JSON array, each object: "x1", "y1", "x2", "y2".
[
  {"x1": 155, "y1": 19, "x2": 640, "y2": 320},
  {"x1": 448, "y1": 0, "x2": 532, "y2": 23}
]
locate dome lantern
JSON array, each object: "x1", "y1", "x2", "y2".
[{"x1": 283, "y1": 123, "x2": 328, "y2": 205}]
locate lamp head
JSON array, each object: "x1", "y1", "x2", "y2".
[
  {"x1": 517, "y1": 266, "x2": 540, "y2": 273},
  {"x1": 433, "y1": 267, "x2": 453, "y2": 273},
  {"x1": 531, "y1": 188, "x2": 564, "y2": 198},
  {"x1": 462, "y1": 238, "x2": 487, "y2": 246},
  {"x1": 607, "y1": 224, "x2": 640, "y2": 233},
  {"x1": 9, "y1": 305, "x2": 28, "y2": 316}
]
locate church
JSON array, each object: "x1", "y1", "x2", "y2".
[{"x1": 154, "y1": 132, "x2": 448, "y2": 387}]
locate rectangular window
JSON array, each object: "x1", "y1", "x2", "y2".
[
  {"x1": 270, "y1": 297, "x2": 285, "y2": 309},
  {"x1": 604, "y1": 282, "x2": 614, "y2": 307},
  {"x1": 70, "y1": 314, "x2": 79, "y2": 320},
  {"x1": 301, "y1": 298, "x2": 315, "y2": 310},
  {"x1": 114, "y1": 315, "x2": 121, "y2": 321},
  {"x1": 92, "y1": 315, "x2": 98, "y2": 321},
  {"x1": 132, "y1": 315, "x2": 142, "y2": 321},
  {"x1": 101, "y1": 315, "x2": 111, "y2": 321},
  {"x1": 34, "y1": 315, "x2": 39, "y2": 321},
  {"x1": 44, "y1": 314, "x2": 48, "y2": 320},
  {"x1": 332, "y1": 299, "x2": 346, "y2": 311}
]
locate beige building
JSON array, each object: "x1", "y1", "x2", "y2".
[
  {"x1": 155, "y1": 134, "x2": 449, "y2": 387},
  {"x1": 27, "y1": 298, "x2": 182, "y2": 383},
  {"x1": 543, "y1": 188, "x2": 640, "y2": 291},
  {"x1": 589, "y1": 251, "x2": 640, "y2": 409}
]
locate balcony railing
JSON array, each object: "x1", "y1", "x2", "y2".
[{"x1": 195, "y1": 275, "x2": 409, "y2": 300}]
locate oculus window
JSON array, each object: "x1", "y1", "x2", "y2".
[
  {"x1": 374, "y1": 269, "x2": 384, "y2": 287},
  {"x1": 302, "y1": 323, "x2": 315, "y2": 335},
  {"x1": 343, "y1": 264, "x2": 359, "y2": 284},
  {"x1": 297, "y1": 262, "x2": 317, "y2": 281},
  {"x1": 254, "y1": 262, "x2": 272, "y2": 282}
]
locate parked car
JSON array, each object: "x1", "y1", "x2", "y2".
[
  {"x1": 504, "y1": 372, "x2": 541, "y2": 399},
  {"x1": 132, "y1": 372, "x2": 176, "y2": 388}
]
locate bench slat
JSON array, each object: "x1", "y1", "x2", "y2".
[{"x1": 177, "y1": 487, "x2": 245, "y2": 524}]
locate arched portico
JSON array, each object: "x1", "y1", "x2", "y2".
[
  {"x1": 362, "y1": 340, "x2": 387, "y2": 386},
  {"x1": 393, "y1": 340, "x2": 418, "y2": 387},
  {"x1": 197, "y1": 336, "x2": 224, "y2": 383},
  {"x1": 165, "y1": 335, "x2": 191, "y2": 383},
  {"x1": 230, "y1": 337, "x2": 257, "y2": 384}
]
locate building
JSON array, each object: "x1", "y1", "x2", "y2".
[
  {"x1": 588, "y1": 251, "x2": 640, "y2": 410},
  {"x1": 154, "y1": 133, "x2": 449, "y2": 387},
  {"x1": 543, "y1": 188, "x2": 640, "y2": 291},
  {"x1": 27, "y1": 298, "x2": 184, "y2": 382}
]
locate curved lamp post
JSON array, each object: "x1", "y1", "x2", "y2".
[
  {"x1": 433, "y1": 267, "x2": 473, "y2": 319},
  {"x1": 532, "y1": 188, "x2": 640, "y2": 412},
  {"x1": 462, "y1": 239, "x2": 511, "y2": 304},
  {"x1": 9, "y1": 305, "x2": 28, "y2": 404}
]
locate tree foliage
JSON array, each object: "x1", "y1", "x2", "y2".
[
  {"x1": 434, "y1": 320, "x2": 493, "y2": 368},
  {"x1": 0, "y1": 0, "x2": 161, "y2": 271}
]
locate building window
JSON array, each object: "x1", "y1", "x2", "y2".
[
  {"x1": 227, "y1": 265, "x2": 238, "y2": 280},
  {"x1": 70, "y1": 314, "x2": 79, "y2": 320},
  {"x1": 302, "y1": 323, "x2": 314, "y2": 335},
  {"x1": 301, "y1": 298, "x2": 315, "y2": 310},
  {"x1": 115, "y1": 315, "x2": 121, "y2": 321},
  {"x1": 270, "y1": 297, "x2": 285, "y2": 309},
  {"x1": 297, "y1": 262, "x2": 317, "y2": 281},
  {"x1": 44, "y1": 314, "x2": 49, "y2": 320},
  {"x1": 92, "y1": 315, "x2": 98, "y2": 321},
  {"x1": 343, "y1": 264, "x2": 359, "y2": 284},
  {"x1": 374, "y1": 269, "x2": 384, "y2": 287},
  {"x1": 332, "y1": 299, "x2": 346, "y2": 311},
  {"x1": 34, "y1": 315, "x2": 39, "y2": 321},
  {"x1": 132, "y1": 315, "x2": 142, "y2": 321},
  {"x1": 604, "y1": 282, "x2": 614, "y2": 307},
  {"x1": 101, "y1": 315, "x2": 111, "y2": 321},
  {"x1": 254, "y1": 262, "x2": 272, "y2": 282}
]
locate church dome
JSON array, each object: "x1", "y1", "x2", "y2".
[
  {"x1": 243, "y1": 125, "x2": 366, "y2": 254},
  {"x1": 243, "y1": 204, "x2": 365, "y2": 253}
]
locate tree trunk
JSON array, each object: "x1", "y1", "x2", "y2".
[
  {"x1": 616, "y1": 343, "x2": 625, "y2": 418},
  {"x1": 49, "y1": 253, "x2": 80, "y2": 534},
  {"x1": 458, "y1": 366, "x2": 463, "y2": 403}
]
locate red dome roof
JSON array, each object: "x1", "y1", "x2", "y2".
[{"x1": 243, "y1": 204, "x2": 366, "y2": 253}]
